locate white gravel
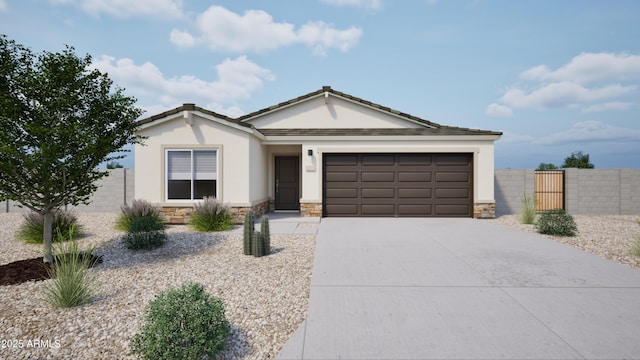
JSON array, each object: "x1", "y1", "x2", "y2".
[
  {"x1": 0, "y1": 213, "x2": 315, "y2": 360},
  {"x1": 2, "y1": 212, "x2": 639, "y2": 359},
  {"x1": 486, "y1": 214, "x2": 640, "y2": 270}
]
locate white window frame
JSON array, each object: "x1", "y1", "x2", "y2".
[{"x1": 164, "y1": 148, "x2": 219, "y2": 202}]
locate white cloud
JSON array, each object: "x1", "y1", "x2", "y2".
[
  {"x1": 0, "y1": 0, "x2": 7, "y2": 12},
  {"x1": 169, "y1": 29, "x2": 195, "y2": 48},
  {"x1": 582, "y1": 101, "x2": 634, "y2": 113},
  {"x1": 521, "y1": 52, "x2": 640, "y2": 85},
  {"x1": 319, "y1": 0, "x2": 382, "y2": 10},
  {"x1": 169, "y1": 6, "x2": 362, "y2": 55},
  {"x1": 487, "y1": 52, "x2": 640, "y2": 114},
  {"x1": 49, "y1": 0, "x2": 184, "y2": 19},
  {"x1": 91, "y1": 55, "x2": 274, "y2": 117},
  {"x1": 485, "y1": 103, "x2": 513, "y2": 117},
  {"x1": 537, "y1": 120, "x2": 640, "y2": 145},
  {"x1": 500, "y1": 82, "x2": 636, "y2": 109}
]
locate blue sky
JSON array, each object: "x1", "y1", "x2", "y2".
[{"x1": 2, "y1": 0, "x2": 640, "y2": 169}]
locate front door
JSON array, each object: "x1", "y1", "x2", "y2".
[{"x1": 275, "y1": 156, "x2": 300, "y2": 210}]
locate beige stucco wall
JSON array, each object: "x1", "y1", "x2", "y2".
[
  {"x1": 245, "y1": 95, "x2": 424, "y2": 129},
  {"x1": 135, "y1": 112, "x2": 253, "y2": 206}
]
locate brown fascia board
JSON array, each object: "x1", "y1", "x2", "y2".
[
  {"x1": 258, "y1": 128, "x2": 502, "y2": 136},
  {"x1": 135, "y1": 103, "x2": 251, "y2": 129}
]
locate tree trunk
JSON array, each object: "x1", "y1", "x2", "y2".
[{"x1": 43, "y1": 212, "x2": 53, "y2": 263}]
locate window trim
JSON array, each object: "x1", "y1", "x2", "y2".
[{"x1": 164, "y1": 147, "x2": 220, "y2": 203}]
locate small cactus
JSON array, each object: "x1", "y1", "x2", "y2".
[
  {"x1": 243, "y1": 211, "x2": 254, "y2": 255},
  {"x1": 260, "y1": 216, "x2": 271, "y2": 256},
  {"x1": 252, "y1": 231, "x2": 264, "y2": 257}
]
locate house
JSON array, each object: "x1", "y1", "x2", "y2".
[{"x1": 134, "y1": 86, "x2": 502, "y2": 222}]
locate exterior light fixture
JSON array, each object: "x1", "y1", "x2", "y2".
[{"x1": 308, "y1": 149, "x2": 313, "y2": 156}]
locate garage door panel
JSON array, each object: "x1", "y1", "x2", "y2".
[
  {"x1": 398, "y1": 154, "x2": 432, "y2": 165},
  {"x1": 324, "y1": 153, "x2": 472, "y2": 217},
  {"x1": 325, "y1": 172, "x2": 358, "y2": 182},
  {"x1": 436, "y1": 172, "x2": 470, "y2": 182},
  {"x1": 398, "y1": 188, "x2": 431, "y2": 198},
  {"x1": 325, "y1": 155, "x2": 358, "y2": 166},
  {"x1": 362, "y1": 154, "x2": 395, "y2": 165},
  {"x1": 435, "y1": 204, "x2": 470, "y2": 216},
  {"x1": 436, "y1": 188, "x2": 470, "y2": 199},
  {"x1": 325, "y1": 188, "x2": 358, "y2": 198},
  {"x1": 398, "y1": 204, "x2": 432, "y2": 216},
  {"x1": 436, "y1": 154, "x2": 471, "y2": 165},
  {"x1": 398, "y1": 172, "x2": 431, "y2": 182},
  {"x1": 361, "y1": 172, "x2": 395, "y2": 182},
  {"x1": 362, "y1": 204, "x2": 395, "y2": 215},
  {"x1": 324, "y1": 204, "x2": 358, "y2": 215},
  {"x1": 361, "y1": 188, "x2": 395, "y2": 198}
]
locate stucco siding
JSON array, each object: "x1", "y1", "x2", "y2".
[
  {"x1": 135, "y1": 113, "x2": 252, "y2": 205},
  {"x1": 246, "y1": 96, "x2": 423, "y2": 129}
]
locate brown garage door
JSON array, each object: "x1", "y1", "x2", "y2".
[{"x1": 323, "y1": 153, "x2": 473, "y2": 217}]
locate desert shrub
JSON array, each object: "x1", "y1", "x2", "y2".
[
  {"x1": 116, "y1": 199, "x2": 165, "y2": 231},
  {"x1": 42, "y1": 237, "x2": 98, "y2": 308},
  {"x1": 129, "y1": 283, "x2": 231, "y2": 360},
  {"x1": 535, "y1": 209, "x2": 577, "y2": 236},
  {"x1": 631, "y1": 221, "x2": 640, "y2": 257},
  {"x1": 17, "y1": 209, "x2": 81, "y2": 244},
  {"x1": 188, "y1": 197, "x2": 233, "y2": 232},
  {"x1": 122, "y1": 216, "x2": 166, "y2": 250},
  {"x1": 520, "y1": 192, "x2": 536, "y2": 225}
]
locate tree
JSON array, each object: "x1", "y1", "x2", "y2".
[
  {"x1": 0, "y1": 35, "x2": 144, "y2": 262},
  {"x1": 561, "y1": 151, "x2": 594, "y2": 169},
  {"x1": 106, "y1": 161, "x2": 124, "y2": 169},
  {"x1": 536, "y1": 163, "x2": 558, "y2": 171}
]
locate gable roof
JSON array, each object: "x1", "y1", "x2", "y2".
[
  {"x1": 136, "y1": 103, "x2": 253, "y2": 129},
  {"x1": 135, "y1": 86, "x2": 502, "y2": 137}
]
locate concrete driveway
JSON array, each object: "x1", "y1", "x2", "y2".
[{"x1": 278, "y1": 218, "x2": 640, "y2": 360}]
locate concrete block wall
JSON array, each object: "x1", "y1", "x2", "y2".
[
  {"x1": 494, "y1": 169, "x2": 534, "y2": 216},
  {"x1": 496, "y1": 168, "x2": 640, "y2": 216},
  {"x1": 2, "y1": 169, "x2": 134, "y2": 213}
]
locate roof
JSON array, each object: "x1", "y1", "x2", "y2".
[
  {"x1": 258, "y1": 127, "x2": 502, "y2": 137},
  {"x1": 136, "y1": 103, "x2": 252, "y2": 129},
  {"x1": 135, "y1": 86, "x2": 502, "y2": 137}
]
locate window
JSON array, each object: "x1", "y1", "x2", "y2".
[{"x1": 166, "y1": 149, "x2": 217, "y2": 201}]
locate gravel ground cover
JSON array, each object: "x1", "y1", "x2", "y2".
[
  {"x1": 487, "y1": 214, "x2": 640, "y2": 270},
  {"x1": 0, "y1": 213, "x2": 315, "y2": 360},
  {"x1": 2, "y1": 212, "x2": 639, "y2": 359}
]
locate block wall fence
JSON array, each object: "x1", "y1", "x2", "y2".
[
  {"x1": 495, "y1": 168, "x2": 640, "y2": 216},
  {"x1": 3, "y1": 168, "x2": 639, "y2": 216},
  {"x1": 3, "y1": 169, "x2": 134, "y2": 213}
]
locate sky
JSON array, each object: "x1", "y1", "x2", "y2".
[{"x1": 1, "y1": 0, "x2": 640, "y2": 169}]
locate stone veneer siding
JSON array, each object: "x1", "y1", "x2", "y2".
[
  {"x1": 473, "y1": 202, "x2": 496, "y2": 219},
  {"x1": 300, "y1": 202, "x2": 322, "y2": 217},
  {"x1": 161, "y1": 199, "x2": 271, "y2": 225}
]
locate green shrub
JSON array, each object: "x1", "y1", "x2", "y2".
[
  {"x1": 17, "y1": 209, "x2": 81, "y2": 244},
  {"x1": 535, "y1": 209, "x2": 577, "y2": 236},
  {"x1": 122, "y1": 216, "x2": 166, "y2": 250},
  {"x1": 116, "y1": 199, "x2": 165, "y2": 232},
  {"x1": 188, "y1": 197, "x2": 233, "y2": 232},
  {"x1": 520, "y1": 192, "x2": 536, "y2": 225},
  {"x1": 41, "y1": 237, "x2": 98, "y2": 308},
  {"x1": 129, "y1": 283, "x2": 231, "y2": 360}
]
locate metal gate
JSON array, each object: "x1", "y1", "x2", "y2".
[{"x1": 534, "y1": 170, "x2": 564, "y2": 212}]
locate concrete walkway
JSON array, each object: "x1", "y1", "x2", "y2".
[
  {"x1": 232, "y1": 211, "x2": 320, "y2": 235},
  {"x1": 278, "y1": 218, "x2": 640, "y2": 360}
]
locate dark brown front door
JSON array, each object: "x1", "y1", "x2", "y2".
[
  {"x1": 323, "y1": 153, "x2": 473, "y2": 217},
  {"x1": 275, "y1": 156, "x2": 300, "y2": 210}
]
